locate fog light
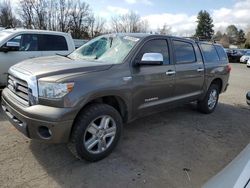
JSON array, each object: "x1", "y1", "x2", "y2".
[{"x1": 38, "y1": 126, "x2": 52, "y2": 139}]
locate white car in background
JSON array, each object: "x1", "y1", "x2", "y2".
[
  {"x1": 0, "y1": 29, "x2": 75, "y2": 87},
  {"x1": 240, "y1": 51, "x2": 250, "y2": 63},
  {"x1": 247, "y1": 59, "x2": 250, "y2": 68}
]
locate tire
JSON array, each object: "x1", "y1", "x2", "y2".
[
  {"x1": 68, "y1": 103, "x2": 123, "y2": 162},
  {"x1": 198, "y1": 84, "x2": 219, "y2": 114}
]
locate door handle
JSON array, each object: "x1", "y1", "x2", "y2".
[
  {"x1": 166, "y1": 70, "x2": 176, "y2": 76},
  {"x1": 197, "y1": 68, "x2": 204, "y2": 72}
]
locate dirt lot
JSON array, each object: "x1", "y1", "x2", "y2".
[{"x1": 0, "y1": 63, "x2": 250, "y2": 188}]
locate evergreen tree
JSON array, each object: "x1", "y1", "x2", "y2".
[
  {"x1": 238, "y1": 29, "x2": 246, "y2": 44},
  {"x1": 195, "y1": 10, "x2": 214, "y2": 40}
]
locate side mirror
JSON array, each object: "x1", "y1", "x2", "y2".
[
  {"x1": 138, "y1": 53, "x2": 163, "y2": 65},
  {"x1": 0, "y1": 41, "x2": 20, "y2": 52},
  {"x1": 247, "y1": 92, "x2": 250, "y2": 105}
]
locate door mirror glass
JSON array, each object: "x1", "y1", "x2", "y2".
[
  {"x1": 0, "y1": 41, "x2": 20, "y2": 52},
  {"x1": 139, "y1": 53, "x2": 163, "y2": 65},
  {"x1": 6, "y1": 41, "x2": 20, "y2": 48}
]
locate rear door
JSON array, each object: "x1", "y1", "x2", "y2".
[
  {"x1": 39, "y1": 34, "x2": 69, "y2": 56},
  {"x1": 131, "y1": 38, "x2": 176, "y2": 115},
  {"x1": 172, "y1": 39, "x2": 205, "y2": 99}
]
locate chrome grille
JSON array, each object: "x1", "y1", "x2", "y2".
[{"x1": 7, "y1": 74, "x2": 30, "y2": 105}]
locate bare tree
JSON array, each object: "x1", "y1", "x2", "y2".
[
  {"x1": 89, "y1": 16, "x2": 106, "y2": 38},
  {"x1": 69, "y1": 0, "x2": 92, "y2": 38},
  {"x1": 57, "y1": 0, "x2": 72, "y2": 32},
  {"x1": 47, "y1": 0, "x2": 58, "y2": 31},
  {"x1": 138, "y1": 19, "x2": 149, "y2": 33},
  {"x1": 158, "y1": 24, "x2": 171, "y2": 35},
  {"x1": 0, "y1": 0, "x2": 20, "y2": 28},
  {"x1": 33, "y1": 0, "x2": 48, "y2": 29},
  {"x1": 19, "y1": 0, "x2": 35, "y2": 29},
  {"x1": 111, "y1": 11, "x2": 148, "y2": 33}
]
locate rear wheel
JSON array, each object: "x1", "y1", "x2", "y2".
[
  {"x1": 198, "y1": 84, "x2": 219, "y2": 114},
  {"x1": 68, "y1": 103, "x2": 122, "y2": 162}
]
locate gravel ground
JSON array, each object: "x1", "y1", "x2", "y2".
[{"x1": 0, "y1": 63, "x2": 249, "y2": 188}]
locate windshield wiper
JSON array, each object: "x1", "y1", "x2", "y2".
[
  {"x1": 109, "y1": 37, "x2": 113, "y2": 48},
  {"x1": 56, "y1": 53, "x2": 72, "y2": 60}
]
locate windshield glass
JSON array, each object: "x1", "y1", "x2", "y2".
[
  {"x1": 0, "y1": 30, "x2": 13, "y2": 42},
  {"x1": 246, "y1": 52, "x2": 250, "y2": 56},
  {"x1": 68, "y1": 35, "x2": 140, "y2": 64}
]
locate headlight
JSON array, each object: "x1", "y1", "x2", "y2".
[{"x1": 38, "y1": 81, "x2": 74, "y2": 99}]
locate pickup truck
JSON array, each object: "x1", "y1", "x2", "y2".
[
  {"x1": 0, "y1": 29, "x2": 75, "y2": 87},
  {"x1": 1, "y1": 33, "x2": 231, "y2": 161}
]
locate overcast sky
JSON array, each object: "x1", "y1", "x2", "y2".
[{"x1": 84, "y1": 0, "x2": 250, "y2": 36}]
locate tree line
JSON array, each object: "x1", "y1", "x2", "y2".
[
  {"x1": 195, "y1": 10, "x2": 250, "y2": 48},
  {"x1": 1, "y1": 0, "x2": 250, "y2": 48},
  {"x1": 0, "y1": 0, "x2": 151, "y2": 39}
]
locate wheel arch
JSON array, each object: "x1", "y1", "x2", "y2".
[{"x1": 210, "y1": 78, "x2": 223, "y2": 93}]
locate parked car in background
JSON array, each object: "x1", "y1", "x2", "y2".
[
  {"x1": 0, "y1": 29, "x2": 75, "y2": 87},
  {"x1": 247, "y1": 59, "x2": 250, "y2": 68},
  {"x1": 240, "y1": 51, "x2": 250, "y2": 63},
  {"x1": 226, "y1": 49, "x2": 246, "y2": 63},
  {"x1": 1, "y1": 33, "x2": 230, "y2": 161}
]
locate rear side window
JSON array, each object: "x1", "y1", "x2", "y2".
[
  {"x1": 136, "y1": 39, "x2": 170, "y2": 64},
  {"x1": 39, "y1": 34, "x2": 68, "y2": 51},
  {"x1": 173, "y1": 40, "x2": 196, "y2": 64},
  {"x1": 200, "y1": 43, "x2": 220, "y2": 63},
  {"x1": 215, "y1": 45, "x2": 228, "y2": 61}
]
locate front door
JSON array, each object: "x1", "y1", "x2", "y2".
[
  {"x1": 131, "y1": 38, "x2": 176, "y2": 116},
  {"x1": 0, "y1": 34, "x2": 41, "y2": 86}
]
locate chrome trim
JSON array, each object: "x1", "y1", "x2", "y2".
[
  {"x1": 141, "y1": 53, "x2": 164, "y2": 62},
  {"x1": 197, "y1": 68, "x2": 205, "y2": 72},
  {"x1": 9, "y1": 67, "x2": 38, "y2": 105},
  {"x1": 123, "y1": 76, "x2": 132, "y2": 82},
  {"x1": 166, "y1": 71, "x2": 176, "y2": 76}
]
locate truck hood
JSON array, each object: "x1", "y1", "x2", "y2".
[{"x1": 11, "y1": 55, "x2": 113, "y2": 78}]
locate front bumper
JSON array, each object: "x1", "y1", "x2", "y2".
[{"x1": 1, "y1": 88, "x2": 75, "y2": 143}]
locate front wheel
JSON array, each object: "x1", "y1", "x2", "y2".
[
  {"x1": 68, "y1": 104, "x2": 123, "y2": 162},
  {"x1": 198, "y1": 84, "x2": 219, "y2": 114}
]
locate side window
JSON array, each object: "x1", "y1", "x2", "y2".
[
  {"x1": 200, "y1": 43, "x2": 220, "y2": 63},
  {"x1": 20, "y1": 34, "x2": 38, "y2": 51},
  {"x1": 8, "y1": 35, "x2": 21, "y2": 44},
  {"x1": 39, "y1": 35, "x2": 68, "y2": 51},
  {"x1": 215, "y1": 45, "x2": 228, "y2": 61},
  {"x1": 173, "y1": 40, "x2": 196, "y2": 64},
  {"x1": 2, "y1": 34, "x2": 38, "y2": 51},
  {"x1": 136, "y1": 39, "x2": 170, "y2": 64}
]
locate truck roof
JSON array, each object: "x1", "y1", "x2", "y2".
[
  {"x1": 1, "y1": 28, "x2": 71, "y2": 37},
  {"x1": 109, "y1": 33, "x2": 198, "y2": 43}
]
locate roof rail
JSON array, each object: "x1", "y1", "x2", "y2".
[{"x1": 183, "y1": 37, "x2": 216, "y2": 43}]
